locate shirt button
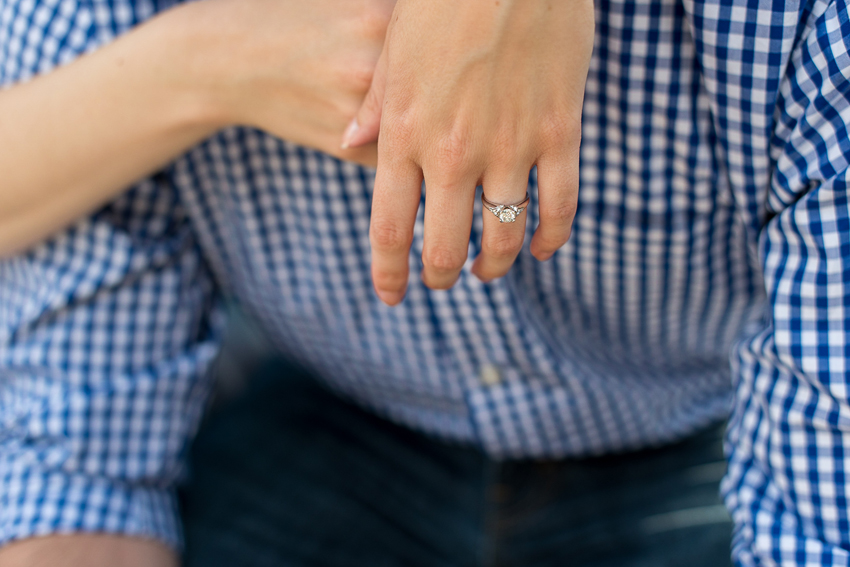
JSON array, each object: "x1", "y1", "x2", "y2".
[{"x1": 479, "y1": 363, "x2": 502, "y2": 386}]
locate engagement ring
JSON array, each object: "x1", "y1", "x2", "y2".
[{"x1": 481, "y1": 192, "x2": 530, "y2": 223}]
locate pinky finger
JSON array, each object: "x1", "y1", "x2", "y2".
[{"x1": 530, "y1": 151, "x2": 579, "y2": 261}]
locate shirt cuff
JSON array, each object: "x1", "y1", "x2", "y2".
[{"x1": 0, "y1": 469, "x2": 182, "y2": 551}]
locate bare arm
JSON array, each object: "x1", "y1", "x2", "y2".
[
  {"x1": 0, "y1": 535, "x2": 178, "y2": 567},
  {"x1": 0, "y1": 0, "x2": 392, "y2": 564},
  {"x1": 0, "y1": 4, "x2": 217, "y2": 257},
  {"x1": 0, "y1": 0, "x2": 387, "y2": 258}
]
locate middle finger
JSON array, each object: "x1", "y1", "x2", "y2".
[{"x1": 420, "y1": 169, "x2": 479, "y2": 290}]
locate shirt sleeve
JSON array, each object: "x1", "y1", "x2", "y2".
[
  {"x1": 0, "y1": 0, "x2": 219, "y2": 550},
  {"x1": 0, "y1": 177, "x2": 222, "y2": 550},
  {"x1": 722, "y1": 0, "x2": 850, "y2": 564}
]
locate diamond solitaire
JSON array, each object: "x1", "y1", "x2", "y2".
[
  {"x1": 482, "y1": 192, "x2": 530, "y2": 224},
  {"x1": 500, "y1": 209, "x2": 515, "y2": 222}
]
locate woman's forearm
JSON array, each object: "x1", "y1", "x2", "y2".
[
  {"x1": 0, "y1": 0, "x2": 387, "y2": 259},
  {"x1": 0, "y1": 5, "x2": 221, "y2": 258}
]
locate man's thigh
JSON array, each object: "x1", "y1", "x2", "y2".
[
  {"x1": 180, "y1": 359, "x2": 732, "y2": 567},
  {"x1": 180, "y1": 360, "x2": 489, "y2": 567},
  {"x1": 495, "y1": 427, "x2": 733, "y2": 567}
]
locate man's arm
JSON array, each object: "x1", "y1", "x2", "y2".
[
  {"x1": 722, "y1": 0, "x2": 850, "y2": 563},
  {"x1": 0, "y1": 2, "x2": 227, "y2": 563},
  {"x1": 0, "y1": 176, "x2": 222, "y2": 563}
]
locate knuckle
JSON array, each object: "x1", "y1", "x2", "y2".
[
  {"x1": 381, "y1": 110, "x2": 417, "y2": 155},
  {"x1": 362, "y1": 79, "x2": 384, "y2": 112},
  {"x1": 370, "y1": 221, "x2": 410, "y2": 252},
  {"x1": 486, "y1": 233, "x2": 523, "y2": 259},
  {"x1": 540, "y1": 113, "x2": 581, "y2": 151},
  {"x1": 343, "y1": 61, "x2": 375, "y2": 95},
  {"x1": 352, "y1": 10, "x2": 390, "y2": 40},
  {"x1": 423, "y1": 247, "x2": 466, "y2": 273},
  {"x1": 330, "y1": 96, "x2": 361, "y2": 125},
  {"x1": 541, "y1": 199, "x2": 577, "y2": 225},
  {"x1": 432, "y1": 130, "x2": 472, "y2": 177}
]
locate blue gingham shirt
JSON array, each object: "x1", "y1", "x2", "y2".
[{"x1": 1, "y1": 0, "x2": 849, "y2": 563}]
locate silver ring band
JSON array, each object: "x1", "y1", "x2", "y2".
[{"x1": 481, "y1": 191, "x2": 530, "y2": 223}]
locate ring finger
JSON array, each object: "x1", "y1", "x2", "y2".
[{"x1": 471, "y1": 167, "x2": 533, "y2": 282}]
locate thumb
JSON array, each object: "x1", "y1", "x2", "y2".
[{"x1": 341, "y1": 47, "x2": 387, "y2": 149}]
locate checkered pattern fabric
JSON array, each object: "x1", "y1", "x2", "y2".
[{"x1": 1, "y1": 0, "x2": 848, "y2": 563}]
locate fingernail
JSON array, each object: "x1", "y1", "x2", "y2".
[
  {"x1": 341, "y1": 118, "x2": 359, "y2": 149},
  {"x1": 376, "y1": 289, "x2": 404, "y2": 305}
]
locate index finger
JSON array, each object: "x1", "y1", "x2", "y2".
[{"x1": 369, "y1": 156, "x2": 423, "y2": 305}]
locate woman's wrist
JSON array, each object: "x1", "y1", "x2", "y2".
[
  {"x1": 144, "y1": 2, "x2": 232, "y2": 134},
  {"x1": 137, "y1": 0, "x2": 386, "y2": 167},
  {"x1": 153, "y1": 0, "x2": 287, "y2": 133},
  {"x1": 136, "y1": 2, "x2": 236, "y2": 134}
]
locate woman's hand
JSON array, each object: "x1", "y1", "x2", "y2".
[
  {"x1": 341, "y1": 0, "x2": 595, "y2": 304},
  {"x1": 184, "y1": 0, "x2": 397, "y2": 167}
]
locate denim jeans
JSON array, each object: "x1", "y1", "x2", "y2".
[{"x1": 180, "y1": 359, "x2": 733, "y2": 567}]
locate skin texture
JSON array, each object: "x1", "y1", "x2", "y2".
[
  {"x1": 0, "y1": 0, "x2": 594, "y2": 563},
  {"x1": 343, "y1": 0, "x2": 595, "y2": 304},
  {"x1": 0, "y1": 534, "x2": 179, "y2": 567},
  {"x1": 0, "y1": 0, "x2": 394, "y2": 564},
  {"x1": 0, "y1": 0, "x2": 393, "y2": 258}
]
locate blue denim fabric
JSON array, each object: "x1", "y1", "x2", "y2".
[{"x1": 180, "y1": 359, "x2": 732, "y2": 567}]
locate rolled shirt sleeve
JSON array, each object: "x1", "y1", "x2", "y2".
[
  {"x1": 722, "y1": 0, "x2": 850, "y2": 564},
  {"x1": 0, "y1": 0, "x2": 219, "y2": 550},
  {"x1": 0, "y1": 177, "x2": 222, "y2": 549}
]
